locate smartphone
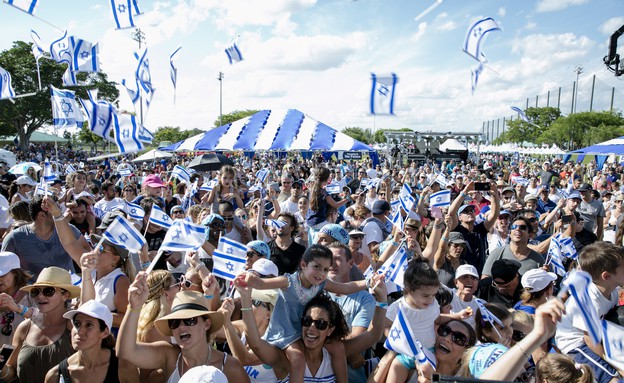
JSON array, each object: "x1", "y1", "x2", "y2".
[
  {"x1": 0, "y1": 344, "x2": 14, "y2": 370},
  {"x1": 561, "y1": 215, "x2": 573, "y2": 224},
  {"x1": 474, "y1": 182, "x2": 490, "y2": 191},
  {"x1": 431, "y1": 206, "x2": 443, "y2": 219}
]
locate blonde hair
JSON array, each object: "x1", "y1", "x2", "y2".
[
  {"x1": 536, "y1": 354, "x2": 593, "y2": 383},
  {"x1": 512, "y1": 310, "x2": 534, "y2": 328},
  {"x1": 137, "y1": 270, "x2": 174, "y2": 342}
]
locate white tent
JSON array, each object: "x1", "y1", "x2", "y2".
[
  {"x1": 439, "y1": 138, "x2": 467, "y2": 152},
  {"x1": 132, "y1": 149, "x2": 174, "y2": 163}
]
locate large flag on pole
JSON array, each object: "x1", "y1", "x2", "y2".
[
  {"x1": 462, "y1": 17, "x2": 501, "y2": 61},
  {"x1": 112, "y1": 113, "x2": 144, "y2": 154},
  {"x1": 51, "y1": 86, "x2": 82, "y2": 128},
  {"x1": 225, "y1": 38, "x2": 243, "y2": 65},
  {"x1": 169, "y1": 46, "x2": 181, "y2": 103},
  {"x1": 3, "y1": 0, "x2": 38, "y2": 15},
  {"x1": 370, "y1": 73, "x2": 398, "y2": 115},
  {"x1": 0, "y1": 66, "x2": 16, "y2": 100}
]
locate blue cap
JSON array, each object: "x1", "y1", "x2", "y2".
[
  {"x1": 319, "y1": 224, "x2": 350, "y2": 245},
  {"x1": 499, "y1": 210, "x2": 511, "y2": 217},
  {"x1": 458, "y1": 204, "x2": 475, "y2": 215},
  {"x1": 201, "y1": 214, "x2": 224, "y2": 226},
  {"x1": 247, "y1": 240, "x2": 270, "y2": 258},
  {"x1": 469, "y1": 343, "x2": 509, "y2": 378},
  {"x1": 567, "y1": 191, "x2": 582, "y2": 200}
]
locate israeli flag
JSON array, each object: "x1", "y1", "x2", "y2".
[
  {"x1": 62, "y1": 67, "x2": 78, "y2": 87},
  {"x1": 475, "y1": 205, "x2": 490, "y2": 225},
  {"x1": 462, "y1": 17, "x2": 501, "y2": 61},
  {"x1": 399, "y1": 184, "x2": 415, "y2": 212},
  {"x1": 511, "y1": 176, "x2": 529, "y2": 187},
  {"x1": 79, "y1": 95, "x2": 114, "y2": 141},
  {"x1": 370, "y1": 73, "x2": 398, "y2": 115},
  {"x1": 160, "y1": 219, "x2": 206, "y2": 252},
  {"x1": 49, "y1": 31, "x2": 72, "y2": 64},
  {"x1": 43, "y1": 159, "x2": 55, "y2": 183},
  {"x1": 471, "y1": 61, "x2": 483, "y2": 94},
  {"x1": 363, "y1": 265, "x2": 374, "y2": 279},
  {"x1": 558, "y1": 235, "x2": 577, "y2": 259},
  {"x1": 135, "y1": 47, "x2": 153, "y2": 93},
  {"x1": 390, "y1": 199, "x2": 401, "y2": 213},
  {"x1": 200, "y1": 178, "x2": 218, "y2": 192},
  {"x1": 35, "y1": 181, "x2": 54, "y2": 196},
  {"x1": 92, "y1": 206, "x2": 106, "y2": 219},
  {"x1": 102, "y1": 215, "x2": 147, "y2": 253},
  {"x1": 225, "y1": 41, "x2": 243, "y2": 65},
  {"x1": 113, "y1": 113, "x2": 144, "y2": 154},
  {"x1": 118, "y1": 167, "x2": 132, "y2": 177},
  {"x1": 121, "y1": 78, "x2": 153, "y2": 119},
  {"x1": 430, "y1": 190, "x2": 451, "y2": 207},
  {"x1": 546, "y1": 235, "x2": 566, "y2": 277},
  {"x1": 511, "y1": 106, "x2": 530, "y2": 123},
  {"x1": 110, "y1": 0, "x2": 136, "y2": 29},
  {"x1": 326, "y1": 181, "x2": 341, "y2": 194},
  {"x1": 384, "y1": 306, "x2": 437, "y2": 369},
  {"x1": 265, "y1": 219, "x2": 287, "y2": 230},
  {"x1": 387, "y1": 247, "x2": 408, "y2": 288},
  {"x1": 475, "y1": 298, "x2": 504, "y2": 327},
  {"x1": 601, "y1": 320, "x2": 624, "y2": 371},
  {"x1": 432, "y1": 173, "x2": 448, "y2": 187},
  {"x1": 0, "y1": 66, "x2": 16, "y2": 100},
  {"x1": 51, "y1": 86, "x2": 81, "y2": 129},
  {"x1": 30, "y1": 29, "x2": 45, "y2": 61},
  {"x1": 255, "y1": 168, "x2": 269, "y2": 183},
  {"x1": 171, "y1": 165, "x2": 191, "y2": 183},
  {"x1": 4, "y1": 0, "x2": 38, "y2": 14},
  {"x1": 74, "y1": 191, "x2": 95, "y2": 201},
  {"x1": 124, "y1": 201, "x2": 145, "y2": 220},
  {"x1": 560, "y1": 270, "x2": 602, "y2": 346},
  {"x1": 213, "y1": 237, "x2": 247, "y2": 280},
  {"x1": 65, "y1": 163, "x2": 76, "y2": 175},
  {"x1": 389, "y1": 209, "x2": 404, "y2": 232},
  {"x1": 148, "y1": 204, "x2": 172, "y2": 229},
  {"x1": 169, "y1": 46, "x2": 181, "y2": 101},
  {"x1": 137, "y1": 125, "x2": 154, "y2": 144},
  {"x1": 69, "y1": 37, "x2": 100, "y2": 73}
]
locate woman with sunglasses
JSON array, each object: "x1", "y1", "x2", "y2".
[
  {"x1": 122, "y1": 184, "x2": 138, "y2": 203},
  {"x1": 117, "y1": 273, "x2": 250, "y2": 383},
  {"x1": 1, "y1": 267, "x2": 80, "y2": 382},
  {"x1": 0, "y1": 252, "x2": 35, "y2": 346}
]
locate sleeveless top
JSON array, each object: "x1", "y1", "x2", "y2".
[
  {"x1": 15, "y1": 192, "x2": 31, "y2": 203},
  {"x1": 277, "y1": 348, "x2": 335, "y2": 383},
  {"x1": 241, "y1": 333, "x2": 279, "y2": 383},
  {"x1": 166, "y1": 351, "x2": 228, "y2": 383},
  {"x1": 92, "y1": 268, "x2": 126, "y2": 312},
  {"x1": 58, "y1": 348, "x2": 119, "y2": 383},
  {"x1": 17, "y1": 321, "x2": 74, "y2": 383}
]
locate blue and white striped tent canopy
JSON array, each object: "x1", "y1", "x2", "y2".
[{"x1": 162, "y1": 109, "x2": 372, "y2": 152}]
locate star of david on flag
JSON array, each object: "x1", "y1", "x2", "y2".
[
  {"x1": 4, "y1": 0, "x2": 38, "y2": 15},
  {"x1": 79, "y1": 91, "x2": 115, "y2": 142},
  {"x1": 110, "y1": 0, "x2": 141, "y2": 30},
  {"x1": 65, "y1": 164, "x2": 77, "y2": 175},
  {"x1": 370, "y1": 73, "x2": 398, "y2": 115},
  {"x1": 102, "y1": 215, "x2": 146, "y2": 253},
  {"x1": 0, "y1": 66, "x2": 16, "y2": 100},
  {"x1": 326, "y1": 180, "x2": 342, "y2": 194},
  {"x1": 462, "y1": 17, "x2": 501, "y2": 62},
  {"x1": 213, "y1": 237, "x2": 247, "y2": 281},
  {"x1": 124, "y1": 201, "x2": 145, "y2": 220},
  {"x1": 113, "y1": 113, "x2": 144, "y2": 154},
  {"x1": 384, "y1": 305, "x2": 437, "y2": 369},
  {"x1": 148, "y1": 204, "x2": 172, "y2": 229},
  {"x1": 159, "y1": 219, "x2": 206, "y2": 252},
  {"x1": 430, "y1": 190, "x2": 451, "y2": 207},
  {"x1": 69, "y1": 36, "x2": 100, "y2": 73},
  {"x1": 51, "y1": 86, "x2": 82, "y2": 129},
  {"x1": 171, "y1": 165, "x2": 191, "y2": 184},
  {"x1": 255, "y1": 168, "x2": 269, "y2": 184},
  {"x1": 398, "y1": 183, "x2": 415, "y2": 212},
  {"x1": 389, "y1": 208, "x2": 404, "y2": 232}
]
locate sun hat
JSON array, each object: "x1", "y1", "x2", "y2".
[
  {"x1": 247, "y1": 240, "x2": 270, "y2": 258},
  {"x1": 251, "y1": 288, "x2": 279, "y2": 306},
  {"x1": 455, "y1": 264, "x2": 479, "y2": 279},
  {"x1": 404, "y1": 218, "x2": 421, "y2": 229},
  {"x1": 143, "y1": 174, "x2": 165, "y2": 188},
  {"x1": 501, "y1": 186, "x2": 515, "y2": 194},
  {"x1": 16, "y1": 176, "x2": 37, "y2": 186},
  {"x1": 178, "y1": 366, "x2": 227, "y2": 383},
  {"x1": 63, "y1": 299, "x2": 113, "y2": 331},
  {"x1": 319, "y1": 224, "x2": 350, "y2": 245},
  {"x1": 448, "y1": 232, "x2": 467, "y2": 245},
  {"x1": 154, "y1": 291, "x2": 224, "y2": 337},
  {"x1": 0, "y1": 252, "x2": 21, "y2": 277},
  {"x1": 521, "y1": 268, "x2": 557, "y2": 293},
  {"x1": 20, "y1": 266, "x2": 81, "y2": 298},
  {"x1": 250, "y1": 258, "x2": 279, "y2": 277}
]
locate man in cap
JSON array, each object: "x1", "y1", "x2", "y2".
[
  {"x1": 576, "y1": 182, "x2": 605, "y2": 240},
  {"x1": 477, "y1": 259, "x2": 523, "y2": 309},
  {"x1": 542, "y1": 190, "x2": 582, "y2": 227},
  {"x1": 279, "y1": 179, "x2": 303, "y2": 214},
  {"x1": 536, "y1": 186, "x2": 556, "y2": 214},
  {"x1": 362, "y1": 200, "x2": 392, "y2": 259}
]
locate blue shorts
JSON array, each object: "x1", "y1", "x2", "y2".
[{"x1": 568, "y1": 344, "x2": 621, "y2": 383}]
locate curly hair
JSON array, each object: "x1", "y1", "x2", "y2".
[{"x1": 303, "y1": 293, "x2": 349, "y2": 342}]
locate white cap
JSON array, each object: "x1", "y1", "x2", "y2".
[
  {"x1": 251, "y1": 258, "x2": 279, "y2": 277},
  {"x1": 178, "y1": 366, "x2": 227, "y2": 383},
  {"x1": 63, "y1": 300, "x2": 113, "y2": 331},
  {"x1": 521, "y1": 268, "x2": 557, "y2": 293},
  {"x1": 455, "y1": 264, "x2": 479, "y2": 279},
  {"x1": 0, "y1": 252, "x2": 20, "y2": 277},
  {"x1": 16, "y1": 176, "x2": 37, "y2": 186}
]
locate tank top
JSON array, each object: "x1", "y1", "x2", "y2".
[
  {"x1": 166, "y1": 351, "x2": 228, "y2": 383},
  {"x1": 241, "y1": 333, "x2": 279, "y2": 383},
  {"x1": 58, "y1": 348, "x2": 119, "y2": 383},
  {"x1": 92, "y1": 268, "x2": 126, "y2": 312},
  {"x1": 17, "y1": 321, "x2": 74, "y2": 383}
]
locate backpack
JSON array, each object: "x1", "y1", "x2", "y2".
[{"x1": 359, "y1": 216, "x2": 391, "y2": 240}]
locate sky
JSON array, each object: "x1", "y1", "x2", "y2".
[{"x1": 1, "y1": 0, "x2": 623, "y2": 140}]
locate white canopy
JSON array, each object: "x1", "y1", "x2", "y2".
[
  {"x1": 439, "y1": 138, "x2": 467, "y2": 152},
  {"x1": 132, "y1": 149, "x2": 174, "y2": 163}
]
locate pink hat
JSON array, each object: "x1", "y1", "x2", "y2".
[{"x1": 143, "y1": 174, "x2": 164, "y2": 188}]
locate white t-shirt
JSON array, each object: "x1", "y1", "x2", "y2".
[
  {"x1": 555, "y1": 283, "x2": 620, "y2": 354},
  {"x1": 386, "y1": 297, "x2": 440, "y2": 349},
  {"x1": 94, "y1": 197, "x2": 126, "y2": 214},
  {"x1": 0, "y1": 194, "x2": 11, "y2": 229},
  {"x1": 280, "y1": 199, "x2": 298, "y2": 214},
  {"x1": 449, "y1": 289, "x2": 479, "y2": 328},
  {"x1": 362, "y1": 220, "x2": 383, "y2": 258},
  {"x1": 224, "y1": 226, "x2": 243, "y2": 243}
]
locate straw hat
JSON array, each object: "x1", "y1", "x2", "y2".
[
  {"x1": 154, "y1": 291, "x2": 224, "y2": 337},
  {"x1": 20, "y1": 266, "x2": 81, "y2": 298}
]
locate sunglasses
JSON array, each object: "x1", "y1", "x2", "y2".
[
  {"x1": 252, "y1": 299, "x2": 270, "y2": 310},
  {"x1": 301, "y1": 315, "x2": 330, "y2": 330},
  {"x1": 246, "y1": 250, "x2": 260, "y2": 258},
  {"x1": 510, "y1": 224, "x2": 528, "y2": 231},
  {"x1": 222, "y1": 217, "x2": 234, "y2": 221},
  {"x1": 512, "y1": 329, "x2": 526, "y2": 342},
  {"x1": 437, "y1": 324, "x2": 470, "y2": 347},
  {"x1": 168, "y1": 317, "x2": 199, "y2": 330},
  {"x1": 124, "y1": 189, "x2": 135, "y2": 193},
  {"x1": 178, "y1": 275, "x2": 199, "y2": 290},
  {"x1": 237, "y1": 215, "x2": 247, "y2": 219},
  {"x1": 350, "y1": 234, "x2": 364, "y2": 240},
  {"x1": 2, "y1": 311, "x2": 14, "y2": 336},
  {"x1": 29, "y1": 286, "x2": 58, "y2": 298}
]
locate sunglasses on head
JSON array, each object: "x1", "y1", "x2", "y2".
[
  {"x1": 437, "y1": 324, "x2": 470, "y2": 347},
  {"x1": 301, "y1": 315, "x2": 330, "y2": 330},
  {"x1": 2, "y1": 311, "x2": 14, "y2": 336},
  {"x1": 29, "y1": 286, "x2": 58, "y2": 298},
  {"x1": 168, "y1": 317, "x2": 199, "y2": 330},
  {"x1": 510, "y1": 224, "x2": 528, "y2": 231},
  {"x1": 512, "y1": 329, "x2": 526, "y2": 342}
]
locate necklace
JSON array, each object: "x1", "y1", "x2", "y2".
[{"x1": 180, "y1": 344, "x2": 213, "y2": 376}]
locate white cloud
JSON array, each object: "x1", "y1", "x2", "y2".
[
  {"x1": 599, "y1": 17, "x2": 624, "y2": 35},
  {"x1": 524, "y1": 21, "x2": 537, "y2": 30},
  {"x1": 536, "y1": 0, "x2": 589, "y2": 13},
  {"x1": 410, "y1": 22, "x2": 428, "y2": 43},
  {"x1": 433, "y1": 12, "x2": 457, "y2": 31},
  {"x1": 498, "y1": 7, "x2": 506, "y2": 17}
]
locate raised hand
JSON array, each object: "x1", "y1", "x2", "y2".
[{"x1": 128, "y1": 272, "x2": 150, "y2": 310}]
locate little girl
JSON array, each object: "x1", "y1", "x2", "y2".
[
  {"x1": 307, "y1": 167, "x2": 348, "y2": 229},
  {"x1": 240, "y1": 244, "x2": 381, "y2": 383},
  {"x1": 203, "y1": 165, "x2": 244, "y2": 212}
]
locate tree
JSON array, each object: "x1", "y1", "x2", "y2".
[
  {"x1": 213, "y1": 110, "x2": 259, "y2": 127},
  {"x1": 0, "y1": 41, "x2": 118, "y2": 152},
  {"x1": 77, "y1": 125, "x2": 105, "y2": 151},
  {"x1": 374, "y1": 128, "x2": 414, "y2": 143},
  {"x1": 153, "y1": 126, "x2": 204, "y2": 146},
  {"x1": 494, "y1": 107, "x2": 561, "y2": 144},
  {"x1": 539, "y1": 110, "x2": 624, "y2": 150},
  {"x1": 342, "y1": 127, "x2": 373, "y2": 144}
]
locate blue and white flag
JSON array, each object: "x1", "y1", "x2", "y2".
[
  {"x1": 35, "y1": 181, "x2": 54, "y2": 196},
  {"x1": 62, "y1": 67, "x2": 78, "y2": 87},
  {"x1": 475, "y1": 205, "x2": 490, "y2": 225},
  {"x1": 113, "y1": 113, "x2": 144, "y2": 154},
  {"x1": 471, "y1": 61, "x2": 483, "y2": 94},
  {"x1": 31, "y1": 29, "x2": 45, "y2": 61},
  {"x1": 558, "y1": 235, "x2": 577, "y2": 259},
  {"x1": 0, "y1": 66, "x2": 16, "y2": 100},
  {"x1": 430, "y1": 190, "x2": 451, "y2": 207},
  {"x1": 65, "y1": 163, "x2": 77, "y2": 175},
  {"x1": 137, "y1": 125, "x2": 154, "y2": 143},
  {"x1": 102, "y1": 215, "x2": 147, "y2": 253},
  {"x1": 511, "y1": 176, "x2": 530, "y2": 187},
  {"x1": 118, "y1": 167, "x2": 132, "y2": 177},
  {"x1": 511, "y1": 106, "x2": 530, "y2": 123},
  {"x1": 559, "y1": 270, "x2": 602, "y2": 346},
  {"x1": 148, "y1": 204, "x2": 172, "y2": 229},
  {"x1": 432, "y1": 173, "x2": 448, "y2": 187},
  {"x1": 387, "y1": 247, "x2": 409, "y2": 288},
  {"x1": 225, "y1": 41, "x2": 243, "y2": 65},
  {"x1": 92, "y1": 206, "x2": 106, "y2": 219},
  {"x1": 171, "y1": 165, "x2": 191, "y2": 184},
  {"x1": 389, "y1": 208, "x2": 404, "y2": 232},
  {"x1": 399, "y1": 184, "x2": 415, "y2": 212},
  {"x1": 546, "y1": 235, "x2": 566, "y2": 277},
  {"x1": 79, "y1": 93, "x2": 114, "y2": 141},
  {"x1": 255, "y1": 168, "x2": 269, "y2": 183},
  {"x1": 43, "y1": 159, "x2": 55, "y2": 183},
  {"x1": 69, "y1": 36, "x2": 100, "y2": 73},
  {"x1": 3, "y1": 0, "x2": 38, "y2": 14},
  {"x1": 160, "y1": 219, "x2": 206, "y2": 252},
  {"x1": 385, "y1": 305, "x2": 437, "y2": 369},
  {"x1": 462, "y1": 17, "x2": 501, "y2": 61},
  {"x1": 49, "y1": 31, "x2": 72, "y2": 64},
  {"x1": 200, "y1": 178, "x2": 218, "y2": 192},
  {"x1": 169, "y1": 46, "x2": 181, "y2": 103},
  {"x1": 363, "y1": 265, "x2": 374, "y2": 279},
  {"x1": 475, "y1": 298, "x2": 503, "y2": 327},
  {"x1": 601, "y1": 320, "x2": 624, "y2": 371},
  {"x1": 265, "y1": 219, "x2": 287, "y2": 230},
  {"x1": 390, "y1": 199, "x2": 401, "y2": 213},
  {"x1": 51, "y1": 86, "x2": 81, "y2": 128},
  {"x1": 135, "y1": 47, "x2": 152, "y2": 93},
  {"x1": 110, "y1": 0, "x2": 136, "y2": 29},
  {"x1": 370, "y1": 73, "x2": 398, "y2": 115},
  {"x1": 326, "y1": 180, "x2": 342, "y2": 194},
  {"x1": 213, "y1": 246, "x2": 246, "y2": 281},
  {"x1": 124, "y1": 201, "x2": 145, "y2": 220}
]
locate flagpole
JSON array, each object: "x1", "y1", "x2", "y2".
[{"x1": 35, "y1": 60, "x2": 42, "y2": 90}]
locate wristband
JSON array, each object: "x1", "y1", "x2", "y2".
[
  {"x1": 240, "y1": 307, "x2": 253, "y2": 311},
  {"x1": 460, "y1": 192, "x2": 468, "y2": 198},
  {"x1": 19, "y1": 305, "x2": 28, "y2": 317},
  {"x1": 376, "y1": 301, "x2": 388, "y2": 309},
  {"x1": 140, "y1": 261, "x2": 151, "y2": 269},
  {"x1": 441, "y1": 236, "x2": 449, "y2": 242},
  {"x1": 53, "y1": 214, "x2": 65, "y2": 222},
  {"x1": 127, "y1": 305, "x2": 141, "y2": 312},
  {"x1": 390, "y1": 241, "x2": 399, "y2": 247},
  {"x1": 203, "y1": 295, "x2": 214, "y2": 299}
]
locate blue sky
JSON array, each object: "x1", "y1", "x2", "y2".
[{"x1": 1, "y1": 0, "x2": 623, "y2": 139}]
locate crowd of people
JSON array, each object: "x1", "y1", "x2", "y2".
[{"x1": 0, "y1": 140, "x2": 621, "y2": 383}]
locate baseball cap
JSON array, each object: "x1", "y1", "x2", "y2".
[
  {"x1": 247, "y1": 240, "x2": 270, "y2": 258},
  {"x1": 372, "y1": 200, "x2": 391, "y2": 215},
  {"x1": 577, "y1": 183, "x2": 592, "y2": 192},
  {"x1": 178, "y1": 366, "x2": 227, "y2": 383},
  {"x1": 499, "y1": 210, "x2": 511, "y2": 217},
  {"x1": 251, "y1": 258, "x2": 279, "y2": 277},
  {"x1": 143, "y1": 174, "x2": 165, "y2": 188},
  {"x1": 524, "y1": 194, "x2": 537, "y2": 203},
  {"x1": 0, "y1": 252, "x2": 21, "y2": 277},
  {"x1": 502, "y1": 186, "x2": 515, "y2": 194},
  {"x1": 455, "y1": 264, "x2": 479, "y2": 279},
  {"x1": 521, "y1": 268, "x2": 557, "y2": 293},
  {"x1": 201, "y1": 214, "x2": 225, "y2": 226},
  {"x1": 491, "y1": 259, "x2": 521, "y2": 283},
  {"x1": 319, "y1": 224, "x2": 350, "y2": 245},
  {"x1": 458, "y1": 204, "x2": 475, "y2": 215},
  {"x1": 16, "y1": 176, "x2": 37, "y2": 186},
  {"x1": 496, "y1": 180, "x2": 507, "y2": 187},
  {"x1": 349, "y1": 229, "x2": 365, "y2": 236},
  {"x1": 567, "y1": 191, "x2": 582, "y2": 200},
  {"x1": 469, "y1": 343, "x2": 509, "y2": 379},
  {"x1": 404, "y1": 218, "x2": 421, "y2": 229},
  {"x1": 448, "y1": 232, "x2": 466, "y2": 245},
  {"x1": 63, "y1": 299, "x2": 113, "y2": 332}
]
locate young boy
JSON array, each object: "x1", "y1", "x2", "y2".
[{"x1": 555, "y1": 241, "x2": 624, "y2": 383}]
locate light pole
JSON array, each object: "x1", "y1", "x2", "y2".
[
  {"x1": 217, "y1": 72, "x2": 224, "y2": 127},
  {"x1": 573, "y1": 65, "x2": 583, "y2": 113}
]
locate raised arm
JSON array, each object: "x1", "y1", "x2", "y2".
[
  {"x1": 79, "y1": 250, "x2": 97, "y2": 304},
  {"x1": 483, "y1": 183, "x2": 500, "y2": 232},
  {"x1": 433, "y1": 219, "x2": 452, "y2": 270},
  {"x1": 423, "y1": 216, "x2": 447, "y2": 265},
  {"x1": 449, "y1": 181, "x2": 474, "y2": 229},
  {"x1": 218, "y1": 298, "x2": 261, "y2": 366},
  {"x1": 43, "y1": 196, "x2": 91, "y2": 264}
]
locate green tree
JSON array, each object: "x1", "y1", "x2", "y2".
[
  {"x1": 0, "y1": 41, "x2": 118, "y2": 152},
  {"x1": 153, "y1": 126, "x2": 204, "y2": 146},
  {"x1": 539, "y1": 110, "x2": 624, "y2": 150},
  {"x1": 77, "y1": 125, "x2": 104, "y2": 151},
  {"x1": 342, "y1": 127, "x2": 373, "y2": 144},
  {"x1": 213, "y1": 109, "x2": 259, "y2": 127},
  {"x1": 374, "y1": 128, "x2": 414, "y2": 143},
  {"x1": 495, "y1": 107, "x2": 561, "y2": 144}
]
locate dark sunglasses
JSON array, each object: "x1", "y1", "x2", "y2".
[
  {"x1": 29, "y1": 286, "x2": 58, "y2": 298},
  {"x1": 172, "y1": 210, "x2": 184, "y2": 214},
  {"x1": 237, "y1": 215, "x2": 247, "y2": 219},
  {"x1": 168, "y1": 317, "x2": 199, "y2": 330},
  {"x1": 124, "y1": 189, "x2": 135, "y2": 193},
  {"x1": 350, "y1": 234, "x2": 364, "y2": 240},
  {"x1": 512, "y1": 329, "x2": 526, "y2": 342},
  {"x1": 2, "y1": 311, "x2": 14, "y2": 336},
  {"x1": 437, "y1": 324, "x2": 470, "y2": 347},
  {"x1": 525, "y1": 217, "x2": 537, "y2": 223},
  {"x1": 222, "y1": 217, "x2": 234, "y2": 221},
  {"x1": 301, "y1": 315, "x2": 329, "y2": 330},
  {"x1": 252, "y1": 299, "x2": 270, "y2": 310},
  {"x1": 510, "y1": 224, "x2": 528, "y2": 231},
  {"x1": 246, "y1": 250, "x2": 260, "y2": 258}
]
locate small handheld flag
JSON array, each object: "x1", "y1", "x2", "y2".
[
  {"x1": 102, "y1": 215, "x2": 147, "y2": 253},
  {"x1": 159, "y1": 219, "x2": 206, "y2": 252},
  {"x1": 384, "y1": 305, "x2": 437, "y2": 369},
  {"x1": 148, "y1": 204, "x2": 172, "y2": 229}
]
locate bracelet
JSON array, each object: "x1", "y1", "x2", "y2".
[
  {"x1": 517, "y1": 343, "x2": 531, "y2": 360},
  {"x1": 204, "y1": 295, "x2": 214, "y2": 299},
  {"x1": 376, "y1": 301, "x2": 388, "y2": 309},
  {"x1": 240, "y1": 307, "x2": 253, "y2": 311},
  {"x1": 441, "y1": 236, "x2": 449, "y2": 242},
  {"x1": 390, "y1": 241, "x2": 399, "y2": 247},
  {"x1": 140, "y1": 261, "x2": 151, "y2": 269},
  {"x1": 19, "y1": 305, "x2": 28, "y2": 317},
  {"x1": 460, "y1": 192, "x2": 468, "y2": 198},
  {"x1": 365, "y1": 278, "x2": 373, "y2": 289},
  {"x1": 127, "y1": 305, "x2": 141, "y2": 312},
  {"x1": 53, "y1": 214, "x2": 65, "y2": 222}
]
